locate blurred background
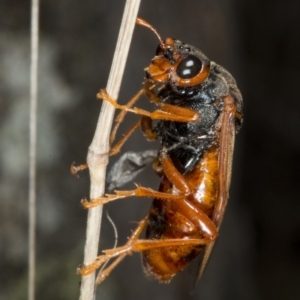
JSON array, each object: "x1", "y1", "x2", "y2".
[{"x1": 0, "y1": 0, "x2": 300, "y2": 299}]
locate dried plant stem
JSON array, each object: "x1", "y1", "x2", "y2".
[
  {"x1": 79, "y1": 1, "x2": 141, "y2": 299},
  {"x1": 28, "y1": 1, "x2": 39, "y2": 300}
]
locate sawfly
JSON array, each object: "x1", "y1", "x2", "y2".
[{"x1": 76, "y1": 17, "x2": 243, "y2": 285}]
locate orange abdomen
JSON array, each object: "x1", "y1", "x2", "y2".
[{"x1": 142, "y1": 147, "x2": 219, "y2": 282}]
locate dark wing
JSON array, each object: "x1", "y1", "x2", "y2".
[
  {"x1": 106, "y1": 150, "x2": 158, "y2": 191},
  {"x1": 195, "y1": 94, "x2": 238, "y2": 282}
]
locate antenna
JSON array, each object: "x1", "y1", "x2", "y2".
[{"x1": 136, "y1": 17, "x2": 164, "y2": 46}]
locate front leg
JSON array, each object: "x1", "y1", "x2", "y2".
[{"x1": 97, "y1": 89, "x2": 199, "y2": 123}]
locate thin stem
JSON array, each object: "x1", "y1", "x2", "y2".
[
  {"x1": 79, "y1": 0, "x2": 141, "y2": 299},
  {"x1": 28, "y1": 0, "x2": 39, "y2": 300}
]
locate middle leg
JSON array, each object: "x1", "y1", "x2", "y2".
[{"x1": 82, "y1": 150, "x2": 192, "y2": 208}]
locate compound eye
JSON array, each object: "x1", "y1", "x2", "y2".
[{"x1": 176, "y1": 55, "x2": 202, "y2": 79}]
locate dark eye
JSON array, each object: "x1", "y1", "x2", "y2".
[{"x1": 176, "y1": 55, "x2": 202, "y2": 79}]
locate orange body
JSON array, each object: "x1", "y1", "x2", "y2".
[{"x1": 143, "y1": 147, "x2": 219, "y2": 282}]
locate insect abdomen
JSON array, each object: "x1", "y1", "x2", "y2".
[{"x1": 142, "y1": 147, "x2": 219, "y2": 282}]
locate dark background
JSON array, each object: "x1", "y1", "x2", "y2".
[{"x1": 1, "y1": 0, "x2": 300, "y2": 299}]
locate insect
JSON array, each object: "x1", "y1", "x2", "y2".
[{"x1": 77, "y1": 17, "x2": 243, "y2": 285}]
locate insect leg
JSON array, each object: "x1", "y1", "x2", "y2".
[
  {"x1": 159, "y1": 150, "x2": 191, "y2": 194},
  {"x1": 95, "y1": 251, "x2": 126, "y2": 285},
  {"x1": 109, "y1": 84, "x2": 162, "y2": 155},
  {"x1": 78, "y1": 216, "x2": 148, "y2": 277},
  {"x1": 143, "y1": 79, "x2": 161, "y2": 104},
  {"x1": 78, "y1": 216, "x2": 216, "y2": 280},
  {"x1": 71, "y1": 119, "x2": 141, "y2": 175},
  {"x1": 97, "y1": 89, "x2": 199, "y2": 122},
  {"x1": 72, "y1": 89, "x2": 145, "y2": 174},
  {"x1": 130, "y1": 236, "x2": 216, "y2": 252},
  {"x1": 109, "y1": 120, "x2": 141, "y2": 156},
  {"x1": 82, "y1": 147, "x2": 195, "y2": 208},
  {"x1": 140, "y1": 116, "x2": 158, "y2": 140},
  {"x1": 81, "y1": 185, "x2": 186, "y2": 208},
  {"x1": 154, "y1": 150, "x2": 219, "y2": 237},
  {"x1": 83, "y1": 237, "x2": 216, "y2": 278},
  {"x1": 110, "y1": 88, "x2": 144, "y2": 144},
  {"x1": 70, "y1": 162, "x2": 88, "y2": 177}
]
